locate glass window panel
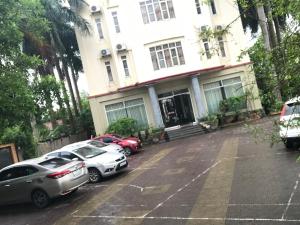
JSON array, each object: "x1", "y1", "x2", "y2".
[
  {"x1": 161, "y1": 2, "x2": 169, "y2": 19},
  {"x1": 205, "y1": 88, "x2": 223, "y2": 113},
  {"x1": 167, "y1": 0, "x2": 175, "y2": 18},
  {"x1": 224, "y1": 83, "x2": 244, "y2": 98},
  {"x1": 147, "y1": 5, "x2": 156, "y2": 21},
  {"x1": 164, "y1": 49, "x2": 172, "y2": 67},
  {"x1": 150, "y1": 51, "x2": 159, "y2": 70},
  {"x1": 105, "y1": 102, "x2": 124, "y2": 111},
  {"x1": 154, "y1": 2, "x2": 162, "y2": 21},
  {"x1": 158, "y1": 92, "x2": 173, "y2": 98},
  {"x1": 157, "y1": 51, "x2": 166, "y2": 68},
  {"x1": 177, "y1": 46, "x2": 185, "y2": 65},
  {"x1": 222, "y1": 77, "x2": 242, "y2": 86},
  {"x1": 106, "y1": 109, "x2": 127, "y2": 124},
  {"x1": 126, "y1": 105, "x2": 148, "y2": 129},
  {"x1": 210, "y1": 0, "x2": 217, "y2": 14},
  {"x1": 173, "y1": 88, "x2": 189, "y2": 95},
  {"x1": 171, "y1": 48, "x2": 178, "y2": 65},
  {"x1": 140, "y1": 4, "x2": 149, "y2": 24},
  {"x1": 125, "y1": 98, "x2": 144, "y2": 107},
  {"x1": 95, "y1": 18, "x2": 104, "y2": 39},
  {"x1": 204, "y1": 81, "x2": 221, "y2": 90}
]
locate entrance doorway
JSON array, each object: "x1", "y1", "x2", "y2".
[{"x1": 158, "y1": 89, "x2": 195, "y2": 128}]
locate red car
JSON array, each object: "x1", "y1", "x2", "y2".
[{"x1": 93, "y1": 134, "x2": 141, "y2": 156}]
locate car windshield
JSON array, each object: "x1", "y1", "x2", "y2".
[
  {"x1": 88, "y1": 140, "x2": 107, "y2": 148},
  {"x1": 284, "y1": 103, "x2": 300, "y2": 116},
  {"x1": 73, "y1": 146, "x2": 106, "y2": 158},
  {"x1": 39, "y1": 158, "x2": 71, "y2": 169}
]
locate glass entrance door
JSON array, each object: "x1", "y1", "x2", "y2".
[{"x1": 158, "y1": 89, "x2": 195, "y2": 128}]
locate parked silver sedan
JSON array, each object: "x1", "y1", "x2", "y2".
[{"x1": 0, "y1": 157, "x2": 89, "y2": 208}]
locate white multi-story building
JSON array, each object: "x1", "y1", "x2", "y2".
[{"x1": 75, "y1": 0, "x2": 262, "y2": 134}]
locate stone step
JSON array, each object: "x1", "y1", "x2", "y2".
[{"x1": 166, "y1": 125, "x2": 206, "y2": 141}]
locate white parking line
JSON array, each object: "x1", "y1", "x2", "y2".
[
  {"x1": 73, "y1": 215, "x2": 300, "y2": 222},
  {"x1": 142, "y1": 160, "x2": 222, "y2": 218},
  {"x1": 281, "y1": 173, "x2": 300, "y2": 219}
]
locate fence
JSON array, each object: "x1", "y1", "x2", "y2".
[{"x1": 37, "y1": 132, "x2": 87, "y2": 156}]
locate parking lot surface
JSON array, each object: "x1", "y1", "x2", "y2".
[{"x1": 2, "y1": 117, "x2": 300, "y2": 225}]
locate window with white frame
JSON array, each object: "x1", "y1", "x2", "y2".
[
  {"x1": 201, "y1": 26, "x2": 211, "y2": 59},
  {"x1": 111, "y1": 11, "x2": 120, "y2": 33},
  {"x1": 139, "y1": 0, "x2": 175, "y2": 24},
  {"x1": 95, "y1": 18, "x2": 104, "y2": 39},
  {"x1": 203, "y1": 77, "x2": 245, "y2": 113},
  {"x1": 121, "y1": 56, "x2": 130, "y2": 77},
  {"x1": 216, "y1": 26, "x2": 226, "y2": 57},
  {"x1": 210, "y1": 0, "x2": 217, "y2": 14},
  {"x1": 195, "y1": 0, "x2": 201, "y2": 14},
  {"x1": 105, "y1": 61, "x2": 113, "y2": 82},
  {"x1": 149, "y1": 41, "x2": 185, "y2": 70},
  {"x1": 105, "y1": 98, "x2": 148, "y2": 128}
]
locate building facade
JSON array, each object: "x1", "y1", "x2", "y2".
[{"x1": 75, "y1": 0, "x2": 262, "y2": 134}]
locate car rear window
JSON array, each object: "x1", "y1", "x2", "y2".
[
  {"x1": 39, "y1": 158, "x2": 71, "y2": 169},
  {"x1": 284, "y1": 104, "x2": 300, "y2": 116}
]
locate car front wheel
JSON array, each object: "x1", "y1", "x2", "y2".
[
  {"x1": 88, "y1": 168, "x2": 102, "y2": 183},
  {"x1": 284, "y1": 139, "x2": 294, "y2": 149},
  {"x1": 31, "y1": 189, "x2": 50, "y2": 209},
  {"x1": 124, "y1": 147, "x2": 132, "y2": 156}
]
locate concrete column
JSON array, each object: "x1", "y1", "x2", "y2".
[
  {"x1": 147, "y1": 85, "x2": 164, "y2": 128},
  {"x1": 191, "y1": 75, "x2": 206, "y2": 120}
]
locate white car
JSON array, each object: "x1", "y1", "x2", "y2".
[
  {"x1": 279, "y1": 97, "x2": 300, "y2": 148},
  {"x1": 45, "y1": 144, "x2": 128, "y2": 183},
  {"x1": 65, "y1": 140, "x2": 124, "y2": 154}
]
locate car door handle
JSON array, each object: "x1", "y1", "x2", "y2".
[
  {"x1": 26, "y1": 180, "x2": 32, "y2": 183},
  {"x1": 4, "y1": 184, "x2": 10, "y2": 187}
]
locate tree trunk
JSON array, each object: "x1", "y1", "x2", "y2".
[
  {"x1": 265, "y1": 3, "x2": 278, "y2": 48},
  {"x1": 62, "y1": 58, "x2": 80, "y2": 117},
  {"x1": 273, "y1": 16, "x2": 282, "y2": 44},
  {"x1": 256, "y1": 4, "x2": 271, "y2": 51},
  {"x1": 54, "y1": 56, "x2": 75, "y2": 126},
  {"x1": 256, "y1": 3, "x2": 282, "y2": 101},
  {"x1": 70, "y1": 62, "x2": 82, "y2": 111}
]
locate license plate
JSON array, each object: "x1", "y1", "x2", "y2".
[
  {"x1": 73, "y1": 169, "x2": 81, "y2": 177},
  {"x1": 119, "y1": 161, "x2": 127, "y2": 167}
]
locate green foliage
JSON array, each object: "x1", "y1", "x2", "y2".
[
  {"x1": 219, "y1": 96, "x2": 247, "y2": 114},
  {"x1": 78, "y1": 94, "x2": 95, "y2": 138},
  {"x1": 0, "y1": 126, "x2": 36, "y2": 159},
  {"x1": 106, "y1": 118, "x2": 138, "y2": 137}
]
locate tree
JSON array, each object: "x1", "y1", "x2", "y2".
[{"x1": 0, "y1": 0, "x2": 47, "y2": 158}]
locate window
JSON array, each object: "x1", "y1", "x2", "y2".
[
  {"x1": 121, "y1": 56, "x2": 130, "y2": 77},
  {"x1": 95, "y1": 18, "x2": 104, "y2": 39},
  {"x1": 149, "y1": 41, "x2": 185, "y2": 70},
  {"x1": 210, "y1": 0, "x2": 217, "y2": 14},
  {"x1": 203, "y1": 77, "x2": 245, "y2": 113},
  {"x1": 60, "y1": 152, "x2": 79, "y2": 160},
  {"x1": 216, "y1": 26, "x2": 226, "y2": 57},
  {"x1": 39, "y1": 158, "x2": 71, "y2": 169},
  {"x1": 201, "y1": 26, "x2": 211, "y2": 59},
  {"x1": 105, "y1": 98, "x2": 148, "y2": 129},
  {"x1": 0, "y1": 168, "x2": 17, "y2": 181},
  {"x1": 195, "y1": 0, "x2": 201, "y2": 14},
  {"x1": 105, "y1": 61, "x2": 113, "y2": 82},
  {"x1": 112, "y1": 11, "x2": 120, "y2": 33},
  {"x1": 139, "y1": 0, "x2": 175, "y2": 24}
]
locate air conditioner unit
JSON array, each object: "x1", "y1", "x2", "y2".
[
  {"x1": 90, "y1": 5, "x2": 101, "y2": 14},
  {"x1": 101, "y1": 49, "x2": 111, "y2": 57},
  {"x1": 116, "y1": 44, "x2": 127, "y2": 52}
]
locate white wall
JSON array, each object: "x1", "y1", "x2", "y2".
[{"x1": 76, "y1": 0, "x2": 251, "y2": 96}]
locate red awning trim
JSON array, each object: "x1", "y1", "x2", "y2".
[{"x1": 88, "y1": 62, "x2": 252, "y2": 99}]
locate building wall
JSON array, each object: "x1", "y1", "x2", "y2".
[
  {"x1": 76, "y1": 0, "x2": 251, "y2": 96},
  {"x1": 89, "y1": 63, "x2": 262, "y2": 135}
]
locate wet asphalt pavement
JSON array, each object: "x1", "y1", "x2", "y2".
[{"x1": 1, "y1": 117, "x2": 300, "y2": 225}]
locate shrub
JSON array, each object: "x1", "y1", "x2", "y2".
[
  {"x1": 106, "y1": 118, "x2": 138, "y2": 136},
  {"x1": 0, "y1": 125, "x2": 36, "y2": 159}
]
